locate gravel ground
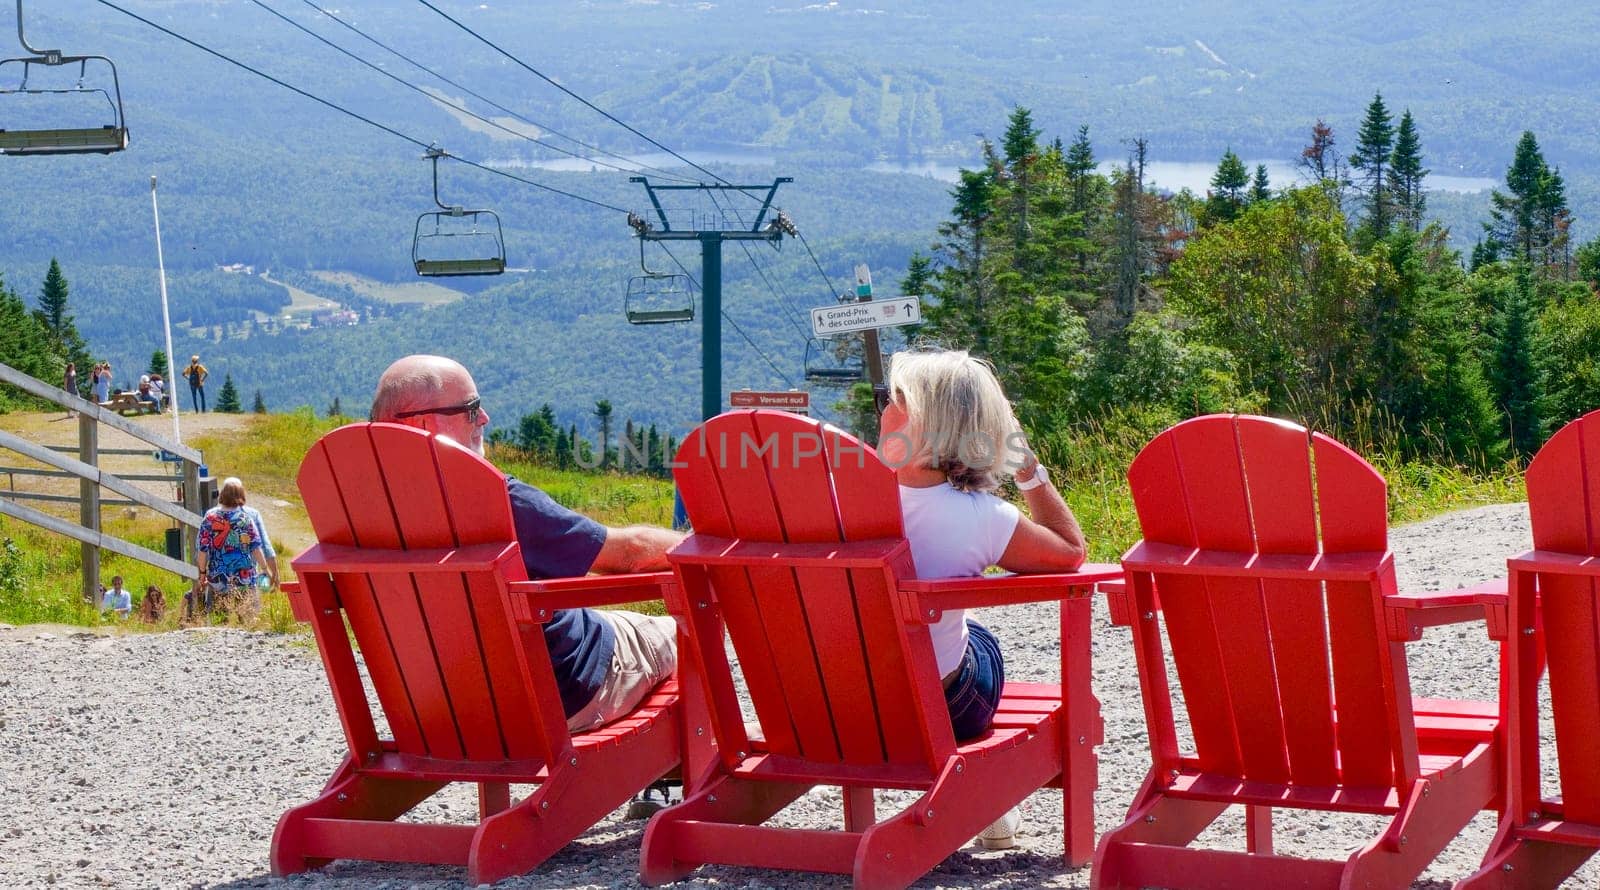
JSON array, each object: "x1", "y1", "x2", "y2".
[{"x1": 1, "y1": 502, "x2": 1581, "y2": 890}]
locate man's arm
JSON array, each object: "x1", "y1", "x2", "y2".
[{"x1": 589, "y1": 525, "x2": 685, "y2": 574}]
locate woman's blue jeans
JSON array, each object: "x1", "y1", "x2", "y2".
[{"x1": 944, "y1": 619, "x2": 1005, "y2": 742}]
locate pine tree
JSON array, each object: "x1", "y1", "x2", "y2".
[
  {"x1": 37, "y1": 259, "x2": 70, "y2": 336},
  {"x1": 1349, "y1": 93, "x2": 1396, "y2": 237},
  {"x1": 1537, "y1": 165, "x2": 1572, "y2": 275},
  {"x1": 34, "y1": 259, "x2": 91, "y2": 375},
  {"x1": 1387, "y1": 110, "x2": 1428, "y2": 231},
  {"x1": 1205, "y1": 149, "x2": 1249, "y2": 224},
  {"x1": 327, "y1": 396, "x2": 343, "y2": 418},
  {"x1": 1492, "y1": 266, "x2": 1542, "y2": 456},
  {"x1": 148, "y1": 349, "x2": 168, "y2": 377},
  {"x1": 1249, "y1": 164, "x2": 1271, "y2": 204},
  {"x1": 0, "y1": 274, "x2": 59, "y2": 407},
  {"x1": 215, "y1": 374, "x2": 242, "y2": 413},
  {"x1": 251, "y1": 389, "x2": 267, "y2": 414},
  {"x1": 1487, "y1": 131, "x2": 1550, "y2": 265},
  {"x1": 1001, "y1": 106, "x2": 1040, "y2": 170}
]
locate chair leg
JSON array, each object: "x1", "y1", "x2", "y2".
[
  {"x1": 468, "y1": 734, "x2": 680, "y2": 885},
  {"x1": 1090, "y1": 775, "x2": 1230, "y2": 890},
  {"x1": 854, "y1": 745, "x2": 1065, "y2": 890},
  {"x1": 270, "y1": 755, "x2": 447, "y2": 876},
  {"x1": 1455, "y1": 821, "x2": 1595, "y2": 890},
  {"x1": 639, "y1": 773, "x2": 811, "y2": 885},
  {"x1": 479, "y1": 782, "x2": 511, "y2": 818},
  {"x1": 1341, "y1": 745, "x2": 1497, "y2": 890},
  {"x1": 1246, "y1": 805, "x2": 1272, "y2": 855},
  {"x1": 844, "y1": 786, "x2": 875, "y2": 832}
]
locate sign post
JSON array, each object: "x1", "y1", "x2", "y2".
[{"x1": 854, "y1": 264, "x2": 890, "y2": 414}]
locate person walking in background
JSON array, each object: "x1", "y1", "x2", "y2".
[
  {"x1": 192, "y1": 477, "x2": 270, "y2": 622},
  {"x1": 63, "y1": 362, "x2": 78, "y2": 418},
  {"x1": 240, "y1": 495, "x2": 279, "y2": 590},
  {"x1": 101, "y1": 575, "x2": 132, "y2": 619},
  {"x1": 184, "y1": 354, "x2": 208, "y2": 413}
]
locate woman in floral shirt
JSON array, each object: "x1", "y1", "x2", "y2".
[{"x1": 193, "y1": 477, "x2": 272, "y2": 620}]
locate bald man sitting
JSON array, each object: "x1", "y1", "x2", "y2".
[{"x1": 371, "y1": 355, "x2": 685, "y2": 732}]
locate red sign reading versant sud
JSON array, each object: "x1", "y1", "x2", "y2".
[{"x1": 729, "y1": 390, "x2": 811, "y2": 412}]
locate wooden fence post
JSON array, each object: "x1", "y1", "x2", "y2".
[
  {"x1": 78, "y1": 412, "x2": 100, "y2": 609},
  {"x1": 182, "y1": 459, "x2": 201, "y2": 563}
]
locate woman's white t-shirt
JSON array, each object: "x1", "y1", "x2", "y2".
[{"x1": 898, "y1": 482, "x2": 1022, "y2": 676}]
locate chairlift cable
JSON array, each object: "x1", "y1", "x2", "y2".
[
  {"x1": 736, "y1": 241, "x2": 813, "y2": 343},
  {"x1": 90, "y1": 0, "x2": 629, "y2": 214},
  {"x1": 293, "y1": 0, "x2": 698, "y2": 184},
  {"x1": 247, "y1": 0, "x2": 680, "y2": 182},
  {"x1": 415, "y1": 0, "x2": 756, "y2": 197},
  {"x1": 795, "y1": 229, "x2": 843, "y2": 302},
  {"x1": 658, "y1": 243, "x2": 798, "y2": 388}
]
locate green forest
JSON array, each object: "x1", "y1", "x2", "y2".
[{"x1": 821, "y1": 102, "x2": 1600, "y2": 477}]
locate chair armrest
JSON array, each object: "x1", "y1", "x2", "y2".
[
  {"x1": 280, "y1": 581, "x2": 312, "y2": 622},
  {"x1": 898, "y1": 563, "x2": 1122, "y2": 623},
  {"x1": 1384, "y1": 578, "x2": 1507, "y2": 641},
  {"x1": 507, "y1": 572, "x2": 676, "y2": 623}
]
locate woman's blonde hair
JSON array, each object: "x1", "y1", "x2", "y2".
[
  {"x1": 887, "y1": 349, "x2": 1024, "y2": 493},
  {"x1": 218, "y1": 477, "x2": 247, "y2": 508}
]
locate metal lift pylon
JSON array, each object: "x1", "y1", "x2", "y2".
[{"x1": 627, "y1": 176, "x2": 794, "y2": 528}]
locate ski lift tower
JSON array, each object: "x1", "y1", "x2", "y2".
[{"x1": 628, "y1": 176, "x2": 794, "y2": 426}]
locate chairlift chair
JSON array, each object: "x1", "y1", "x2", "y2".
[
  {"x1": 803, "y1": 337, "x2": 864, "y2": 384},
  {"x1": 412, "y1": 147, "x2": 506, "y2": 277},
  {"x1": 0, "y1": 1, "x2": 128, "y2": 155},
  {"x1": 624, "y1": 239, "x2": 693, "y2": 324}
]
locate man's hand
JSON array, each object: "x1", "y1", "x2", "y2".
[{"x1": 591, "y1": 525, "x2": 687, "y2": 574}]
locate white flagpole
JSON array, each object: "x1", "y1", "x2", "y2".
[{"x1": 150, "y1": 175, "x2": 181, "y2": 444}]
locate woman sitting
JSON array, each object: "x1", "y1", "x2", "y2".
[{"x1": 879, "y1": 348, "x2": 1088, "y2": 848}]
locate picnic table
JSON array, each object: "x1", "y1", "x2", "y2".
[{"x1": 102, "y1": 392, "x2": 159, "y2": 416}]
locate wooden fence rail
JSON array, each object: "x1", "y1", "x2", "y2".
[{"x1": 0, "y1": 361, "x2": 203, "y2": 598}]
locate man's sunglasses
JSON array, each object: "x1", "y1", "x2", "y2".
[{"x1": 391, "y1": 396, "x2": 482, "y2": 426}]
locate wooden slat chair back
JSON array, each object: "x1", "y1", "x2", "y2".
[
  {"x1": 641, "y1": 410, "x2": 1121, "y2": 889},
  {"x1": 1095, "y1": 414, "x2": 1502, "y2": 890},
  {"x1": 271, "y1": 422, "x2": 683, "y2": 884},
  {"x1": 1460, "y1": 408, "x2": 1600, "y2": 888},
  {"x1": 671, "y1": 410, "x2": 950, "y2": 773}
]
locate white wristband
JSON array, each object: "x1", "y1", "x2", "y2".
[{"x1": 1016, "y1": 465, "x2": 1050, "y2": 491}]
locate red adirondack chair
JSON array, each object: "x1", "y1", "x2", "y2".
[
  {"x1": 271, "y1": 422, "x2": 694, "y2": 884},
  {"x1": 1094, "y1": 414, "x2": 1505, "y2": 889},
  {"x1": 1458, "y1": 408, "x2": 1600, "y2": 889},
  {"x1": 638, "y1": 410, "x2": 1122, "y2": 889}
]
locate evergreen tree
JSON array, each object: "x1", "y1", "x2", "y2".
[
  {"x1": 34, "y1": 259, "x2": 91, "y2": 375},
  {"x1": 1249, "y1": 164, "x2": 1271, "y2": 205},
  {"x1": 1487, "y1": 131, "x2": 1552, "y2": 266},
  {"x1": 251, "y1": 389, "x2": 267, "y2": 414},
  {"x1": 1205, "y1": 149, "x2": 1249, "y2": 224},
  {"x1": 1349, "y1": 93, "x2": 1396, "y2": 237},
  {"x1": 1001, "y1": 105, "x2": 1040, "y2": 170},
  {"x1": 327, "y1": 396, "x2": 343, "y2": 418},
  {"x1": 1576, "y1": 236, "x2": 1600, "y2": 292},
  {"x1": 1387, "y1": 110, "x2": 1428, "y2": 232},
  {"x1": 1537, "y1": 165, "x2": 1572, "y2": 275},
  {"x1": 0, "y1": 274, "x2": 59, "y2": 408},
  {"x1": 215, "y1": 374, "x2": 242, "y2": 413},
  {"x1": 148, "y1": 349, "x2": 168, "y2": 378},
  {"x1": 1491, "y1": 266, "x2": 1542, "y2": 456}
]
